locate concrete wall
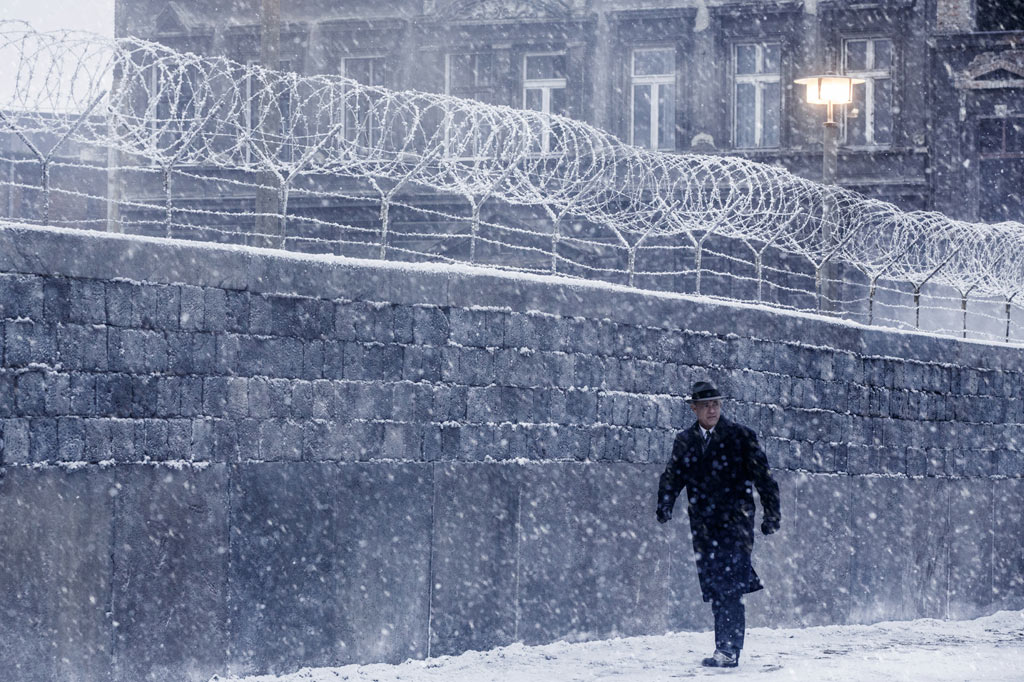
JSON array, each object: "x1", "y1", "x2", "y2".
[{"x1": 0, "y1": 222, "x2": 1021, "y2": 682}]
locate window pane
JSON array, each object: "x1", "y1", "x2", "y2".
[
  {"x1": 634, "y1": 48, "x2": 674, "y2": 76},
  {"x1": 344, "y1": 95, "x2": 358, "y2": 143},
  {"x1": 449, "y1": 54, "x2": 472, "y2": 86},
  {"x1": 550, "y1": 87, "x2": 568, "y2": 117},
  {"x1": 978, "y1": 118, "x2": 1003, "y2": 154},
  {"x1": 370, "y1": 59, "x2": 386, "y2": 86},
  {"x1": 446, "y1": 109, "x2": 468, "y2": 153},
  {"x1": 873, "y1": 39, "x2": 893, "y2": 70},
  {"x1": 980, "y1": 159, "x2": 1024, "y2": 221},
  {"x1": 633, "y1": 84, "x2": 652, "y2": 148},
  {"x1": 346, "y1": 59, "x2": 371, "y2": 84},
  {"x1": 657, "y1": 82, "x2": 676, "y2": 149},
  {"x1": 1007, "y1": 119, "x2": 1024, "y2": 153},
  {"x1": 475, "y1": 54, "x2": 494, "y2": 86},
  {"x1": 846, "y1": 40, "x2": 868, "y2": 71},
  {"x1": 526, "y1": 54, "x2": 566, "y2": 80},
  {"x1": 762, "y1": 81, "x2": 780, "y2": 147},
  {"x1": 247, "y1": 76, "x2": 259, "y2": 131},
  {"x1": 873, "y1": 78, "x2": 893, "y2": 145},
  {"x1": 475, "y1": 120, "x2": 493, "y2": 153},
  {"x1": 736, "y1": 45, "x2": 757, "y2": 75},
  {"x1": 525, "y1": 88, "x2": 543, "y2": 112},
  {"x1": 762, "y1": 43, "x2": 780, "y2": 73},
  {"x1": 736, "y1": 82, "x2": 756, "y2": 147},
  {"x1": 978, "y1": 0, "x2": 1024, "y2": 31},
  {"x1": 278, "y1": 89, "x2": 291, "y2": 129},
  {"x1": 847, "y1": 81, "x2": 867, "y2": 145}
]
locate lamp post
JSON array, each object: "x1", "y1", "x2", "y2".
[
  {"x1": 794, "y1": 74, "x2": 863, "y2": 185},
  {"x1": 794, "y1": 74, "x2": 864, "y2": 310}
]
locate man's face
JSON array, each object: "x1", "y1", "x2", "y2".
[{"x1": 690, "y1": 399, "x2": 721, "y2": 430}]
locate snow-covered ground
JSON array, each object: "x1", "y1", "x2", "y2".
[{"x1": 216, "y1": 610, "x2": 1024, "y2": 682}]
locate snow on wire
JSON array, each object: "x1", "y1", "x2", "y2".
[{"x1": 2, "y1": 22, "x2": 1023, "y2": 342}]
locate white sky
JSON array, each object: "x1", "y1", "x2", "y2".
[
  {"x1": 1, "y1": 1, "x2": 115, "y2": 109},
  {"x1": 4, "y1": 0, "x2": 115, "y2": 36}
]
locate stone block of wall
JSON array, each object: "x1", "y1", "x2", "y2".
[
  {"x1": 946, "y1": 478, "x2": 995, "y2": 620},
  {"x1": 515, "y1": 463, "x2": 672, "y2": 644},
  {"x1": 333, "y1": 463, "x2": 433, "y2": 663},
  {"x1": 992, "y1": 478, "x2": 1024, "y2": 610},
  {"x1": 111, "y1": 465, "x2": 229, "y2": 682},
  {"x1": 428, "y1": 463, "x2": 522, "y2": 656},
  {"x1": 0, "y1": 469, "x2": 113, "y2": 682}
]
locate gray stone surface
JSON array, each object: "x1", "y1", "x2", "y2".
[
  {"x1": 333, "y1": 463, "x2": 433, "y2": 664},
  {"x1": 516, "y1": 463, "x2": 688, "y2": 643},
  {"x1": 744, "y1": 470, "x2": 797, "y2": 629},
  {"x1": 0, "y1": 468, "x2": 113, "y2": 682},
  {"x1": 781, "y1": 472, "x2": 853, "y2": 627},
  {"x1": 228, "y1": 462, "x2": 432, "y2": 676},
  {"x1": 992, "y1": 478, "x2": 1024, "y2": 610},
  {"x1": 111, "y1": 464, "x2": 229, "y2": 682},
  {"x1": 946, "y1": 478, "x2": 994, "y2": 619},
  {"x1": 428, "y1": 463, "x2": 522, "y2": 655},
  {"x1": 228, "y1": 462, "x2": 343, "y2": 674},
  {"x1": 848, "y1": 476, "x2": 916, "y2": 623},
  {"x1": 903, "y1": 476, "x2": 951, "y2": 619}
]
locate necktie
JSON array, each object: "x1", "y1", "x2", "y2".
[{"x1": 702, "y1": 430, "x2": 711, "y2": 452}]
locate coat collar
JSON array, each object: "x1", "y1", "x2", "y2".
[{"x1": 690, "y1": 416, "x2": 731, "y2": 439}]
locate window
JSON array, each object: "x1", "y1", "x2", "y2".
[
  {"x1": 245, "y1": 60, "x2": 293, "y2": 163},
  {"x1": 978, "y1": 116, "x2": 1024, "y2": 222},
  {"x1": 977, "y1": 0, "x2": 1024, "y2": 31},
  {"x1": 843, "y1": 38, "x2": 893, "y2": 147},
  {"x1": 342, "y1": 57, "x2": 387, "y2": 148},
  {"x1": 978, "y1": 117, "x2": 1024, "y2": 158},
  {"x1": 733, "y1": 42, "x2": 781, "y2": 149},
  {"x1": 445, "y1": 53, "x2": 497, "y2": 158},
  {"x1": 523, "y1": 53, "x2": 568, "y2": 153},
  {"x1": 446, "y1": 53, "x2": 496, "y2": 104},
  {"x1": 631, "y1": 48, "x2": 676, "y2": 150},
  {"x1": 344, "y1": 56, "x2": 387, "y2": 89},
  {"x1": 149, "y1": 62, "x2": 198, "y2": 146}
]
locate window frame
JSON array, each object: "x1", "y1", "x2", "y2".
[
  {"x1": 977, "y1": 116, "x2": 1024, "y2": 159},
  {"x1": 522, "y1": 51, "x2": 568, "y2": 154},
  {"x1": 841, "y1": 37, "x2": 894, "y2": 148},
  {"x1": 445, "y1": 52, "x2": 496, "y2": 102},
  {"x1": 341, "y1": 55, "x2": 388, "y2": 148},
  {"x1": 146, "y1": 60, "x2": 201, "y2": 162},
  {"x1": 731, "y1": 41, "x2": 782, "y2": 150},
  {"x1": 629, "y1": 47, "x2": 677, "y2": 150},
  {"x1": 244, "y1": 59, "x2": 294, "y2": 164},
  {"x1": 443, "y1": 52, "x2": 497, "y2": 160}
]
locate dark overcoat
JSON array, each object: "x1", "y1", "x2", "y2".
[{"x1": 657, "y1": 416, "x2": 781, "y2": 602}]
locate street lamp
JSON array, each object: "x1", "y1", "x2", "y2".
[
  {"x1": 794, "y1": 74, "x2": 863, "y2": 312},
  {"x1": 794, "y1": 74, "x2": 864, "y2": 185}
]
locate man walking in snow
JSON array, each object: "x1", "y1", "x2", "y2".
[{"x1": 656, "y1": 381, "x2": 781, "y2": 669}]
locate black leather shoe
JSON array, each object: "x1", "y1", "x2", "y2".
[{"x1": 700, "y1": 649, "x2": 739, "y2": 668}]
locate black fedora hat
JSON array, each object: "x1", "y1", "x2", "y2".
[{"x1": 688, "y1": 381, "x2": 724, "y2": 402}]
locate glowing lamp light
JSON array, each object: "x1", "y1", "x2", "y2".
[
  {"x1": 794, "y1": 75, "x2": 863, "y2": 105},
  {"x1": 794, "y1": 74, "x2": 865, "y2": 124}
]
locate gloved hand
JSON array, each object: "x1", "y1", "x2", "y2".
[
  {"x1": 761, "y1": 517, "x2": 780, "y2": 535},
  {"x1": 657, "y1": 506, "x2": 672, "y2": 524}
]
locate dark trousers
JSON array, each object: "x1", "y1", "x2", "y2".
[{"x1": 710, "y1": 591, "x2": 745, "y2": 655}]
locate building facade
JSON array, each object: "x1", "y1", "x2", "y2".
[{"x1": 114, "y1": 0, "x2": 1024, "y2": 223}]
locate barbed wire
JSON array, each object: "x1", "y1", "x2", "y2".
[{"x1": 1, "y1": 21, "x2": 1023, "y2": 343}]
